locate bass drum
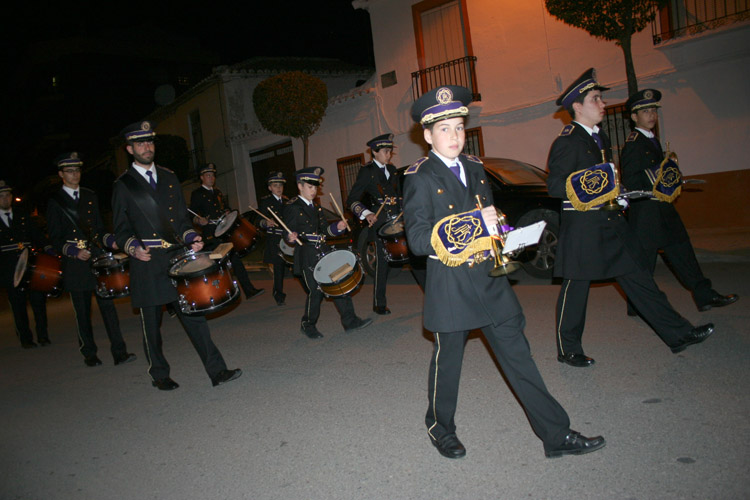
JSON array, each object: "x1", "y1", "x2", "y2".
[
  {"x1": 168, "y1": 250, "x2": 239, "y2": 315},
  {"x1": 312, "y1": 250, "x2": 363, "y2": 297},
  {"x1": 13, "y1": 248, "x2": 63, "y2": 297},
  {"x1": 214, "y1": 210, "x2": 258, "y2": 257},
  {"x1": 91, "y1": 253, "x2": 130, "y2": 298}
]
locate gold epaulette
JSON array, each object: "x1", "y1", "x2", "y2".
[
  {"x1": 156, "y1": 165, "x2": 175, "y2": 174},
  {"x1": 464, "y1": 154, "x2": 483, "y2": 164},
  {"x1": 626, "y1": 131, "x2": 638, "y2": 142},
  {"x1": 559, "y1": 124, "x2": 575, "y2": 136},
  {"x1": 405, "y1": 157, "x2": 428, "y2": 175},
  {"x1": 286, "y1": 196, "x2": 299, "y2": 204}
]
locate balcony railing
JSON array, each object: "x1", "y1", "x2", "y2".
[
  {"x1": 652, "y1": 0, "x2": 750, "y2": 44},
  {"x1": 411, "y1": 56, "x2": 480, "y2": 102}
]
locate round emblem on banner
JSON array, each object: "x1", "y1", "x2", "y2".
[{"x1": 436, "y1": 87, "x2": 453, "y2": 105}]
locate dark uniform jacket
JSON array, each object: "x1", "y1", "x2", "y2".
[
  {"x1": 403, "y1": 152, "x2": 522, "y2": 333},
  {"x1": 112, "y1": 166, "x2": 198, "y2": 308},
  {"x1": 46, "y1": 187, "x2": 112, "y2": 292},
  {"x1": 282, "y1": 196, "x2": 343, "y2": 277},
  {"x1": 189, "y1": 186, "x2": 230, "y2": 240},
  {"x1": 621, "y1": 129, "x2": 689, "y2": 247},
  {"x1": 0, "y1": 208, "x2": 50, "y2": 288},
  {"x1": 546, "y1": 123, "x2": 646, "y2": 280},
  {"x1": 346, "y1": 161, "x2": 401, "y2": 229},
  {"x1": 258, "y1": 193, "x2": 288, "y2": 264}
]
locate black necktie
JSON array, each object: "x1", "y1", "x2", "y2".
[
  {"x1": 649, "y1": 136, "x2": 661, "y2": 150},
  {"x1": 74, "y1": 191, "x2": 79, "y2": 202},
  {"x1": 146, "y1": 170, "x2": 157, "y2": 190},
  {"x1": 449, "y1": 163, "x2": 464, "y2": 185},
  {"x1": 4, "y1": 212, "x2": 10, "y2": 227}
]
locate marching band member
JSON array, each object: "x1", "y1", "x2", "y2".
[
  {"x1": 283, "y1": 167, "x2": 372, "y2": 339},
  {"x1": 189, "y1": 162, "x2": 264, "y2": 300},
  {"x1": 46, "y1": 152, "x2": 135, "y2": 367},
  {"x1": 621, "y1": 89, "x2": 737, "y2": 314},
  {"x1": 258, "y1": 172, "x2": 289, "y2": 306},
  {"x1": 403, "y1": 85, "x2": 604, "y2": 459},
  {"x1": 547, "y1": 69, "x2": 715, "y2": 368},
  {"x1": 0, "y1": 180, "x2": 51, "y2": 348},
  {"x1": 112, "y1": 121, "x2": 241, "y2": 390}
]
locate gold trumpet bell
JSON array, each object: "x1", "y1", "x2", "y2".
[
  {"x1": 489, "y1": 252, "x2": 522, "y2": 277},
  {"x1": 601, "y1": 199, "x2": 621, "y2": 211}
]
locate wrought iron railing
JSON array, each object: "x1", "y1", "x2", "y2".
[
  {"x1": 652, "y1": 0, "x2": 749, "y2": 44},
  {"x1": 411, "y1": 56, "x2": 480, "y2": 102}
]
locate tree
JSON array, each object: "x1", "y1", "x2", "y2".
[
  {"x1": 545, "y1": 0, "x2": 667, "y2": 95},
  {"x1": 253, "y1": 71, "x2": 328, "y2": 168}
]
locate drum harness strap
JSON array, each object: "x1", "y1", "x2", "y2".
[
  {"x1": 49, "y1": 192, "x2": 99, "y2": 255},
  {"x1": 118, "y1": 172, "x2": 182, "y2": 253}
]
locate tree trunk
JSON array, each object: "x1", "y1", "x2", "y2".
[
  {"x1": 620, "y1": 35, "x2": 639, "y2": 97},
  {"x1": 302, "y1": 136, "x2": 309, "y2": 168}
]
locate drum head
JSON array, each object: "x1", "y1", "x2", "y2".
[
  {"x1": 279, "y1": 239, "x2": 295, "y2": 256},
  {"x1": 214, "y1": 210, "x2": 238, "y2": 237},
  {"x1": 169, "y1": 248, "x2": 195, "y2": 266},
  {"x1": 92, "y1": 253, "x2": 116, "y2": 268},
  {"x1": 13, "y1": 248, "x2": 29, "y2": 287},
  {"x1": 313, "y1": 250, "x2": 357, "y2": 284},
  {"x1": 169, "y1": 251, "x2": 216, "y2": 278},
  {"x1": 378, "y1": 219, "x2": 405, "y2": 237}
]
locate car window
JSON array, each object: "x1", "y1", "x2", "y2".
[{"x1": 483, "y1": 159, "x2": 547, "y2": 185}]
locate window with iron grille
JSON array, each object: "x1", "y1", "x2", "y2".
[
  {"x1": 599, "y1": 103, "x2": 630, "y2": 167},
  {"x1": 652, "y1": 0, "x2": 749, "y2": 44},
  {"x1": 462, "y1": 127, "x2": 484, "y2": 156},
  {"x1": 336, "y1": 153, "x2": 365, "y2": 213}
]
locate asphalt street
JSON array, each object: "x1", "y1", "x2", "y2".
[{"x1": 1, "y1": 242, "x2": 748, "y2": 500}]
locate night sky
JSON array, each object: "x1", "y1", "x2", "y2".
[{"x1": 0, "y1": 1, "x2": 374, "y2": 195}]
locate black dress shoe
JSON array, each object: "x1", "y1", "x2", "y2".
[
  {"x1": 273, "y1": 291, "x2": 286, "y2": 306},
  {"x1": 165, "y1": 303, "x2": 178, "y2": 318},
  {"x1": 211, "y1": 368, "x2": 242, "y2": 387},
  {"x1": 345, "y1": 317, "x2": 373, "y2": 333},
  {"x1": 152, "y1": 377, "x2": 179, "y2": 391},
  {"x1": 671, "y1": 323, "x2": 715, "y2": 353},
  {"x1": 301, "y1": 326, "x2": 324, "y2": 339},
  {"x1": 557, "y1": 352, "x2": 595, "y2": 367},
  {"x1": 431, "y1": 433, "x2": 467, "y2": 459},
  {"x1": 698, "y1": 293, "x2": 738, "y2": 311},
  {"x1": 545, "y1": 431, "x2": 606, "y2": 458},
  {"x1": 373, "y1": 305, "x2": 391, "y2": 315},
  {"x1": 38, "y1": 338, "x2": 51, "y2": 346},
  {"x1": 21, "y1": 341, "x2": 38, "y2": 349},
  {"x1": 114, "y1": 352, "x2": 137, "y2": 365},
  {"x1": 84, "y1": 355, "x2": 103, "y2": 367},
  {"x1": 246, "y1": 288, "x2": 265, "y2": 300}
]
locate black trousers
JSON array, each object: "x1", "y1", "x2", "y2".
[
  {"x1": 69, "y1": 290, "x2": 127, "y2": 359},
  {"x1": 300, "y1": 267, "x2": 357, "y2": 330},
  {"x1": 139, "y1": 304, "x2": 227, "y2": 381},
  {"x1": 271, "y1": 261, "x2": 286, "y2": 297},
  {"x1": 7, "y1": 286, "x2": 48, "y2": 344},
  {"x1": 644, "y1": 239, "x2": 714, "y2": 307},
  {"x1": 228, "y1": 251, "x2": 258, "y2": 297},
  {"x1": 557, "y1": 267, "x2": 694, "y2": 356},
  {"x1": 426, "y1": 312, "x2": 570, "y2": 447},
  {"x1": 373, "y1": 236, "x2": 389, "y2": 307}
]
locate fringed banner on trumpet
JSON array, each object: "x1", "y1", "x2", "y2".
[
  {"x1": 430, "y1": 209, "x2": 494, "y2": 267},
  {"x1": 652, "y1": 156, "x2": 682, "y2": 203},
  {"x1": 565, "y1": 162, "x2": 619, "y2": 211}
]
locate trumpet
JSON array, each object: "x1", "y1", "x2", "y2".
[{"x1": 474, "y1": 195, "x2": 521, "y2": 277}]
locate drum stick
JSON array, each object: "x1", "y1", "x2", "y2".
[
  {"x1": 187, "y1": 208, "x2": 203, "y2": 219},
  {"x1": 267, "y1": 208, "x2": 303, "y2": 246},
  {"x1": 329, "y1": 193, "x2": 351, "y2": 232},
  {"x1": 393, "y1": 211, "x2": 404, "y2": 222},
  {"x1": 373, "y1": 198, "x2": 388, "y2": 220},
  {"x1": 247, "y1": 205, "x2": 274, "y2": 224}
]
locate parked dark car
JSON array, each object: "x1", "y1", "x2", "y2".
[{"x1": 346, "y1": 157, "x2": 560, "y2": 279}]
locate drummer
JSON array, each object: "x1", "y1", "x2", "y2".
[
  {"x1": 346, "y1": 134, "x2": 402, "y2": 315},
  {"x1": 46, "y1": 153, "x2": 136, "y2": 367},
  {"x1": 189, "y1": 162, "x2": 264, "y2": 300},
  {"x1": 283, "y1": 167, "x2": 373, "y2": 339},
  {"x1": 257, "y1": 171, "x2": 289, "y2": 306},
  {"x1": 0, "y1": 180, "x2": 52, "y2": 348}
]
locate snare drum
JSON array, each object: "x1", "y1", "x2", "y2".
[
  {"x1": 214, "y1": 210, "x2": 257, "y2": 257},
  {"x1": 312, "y1": 250, "x2": 363, "y2": 297},
  {"x1": 376, "y1": 218, "x2": 409, "y2": 263},
  {"x1": 13, "y1": 248, "x2": 63, "y2": 297},
  {"x1": 278, "y1": 239, "x2": 295, "y2": 266},
  {"x1": 168, "y1": 250, "x2": 239, "y2": 315},
  {"x1": 91, "y1": 253, "x2": 130, "y2": 298}
]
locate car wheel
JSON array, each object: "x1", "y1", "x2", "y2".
[
  {"x1": 357, "y1": 231, "x2": 377, "y2": 277},
  {"x1": 514, "y1": 209, "x2": 559, "y2": 279}
]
